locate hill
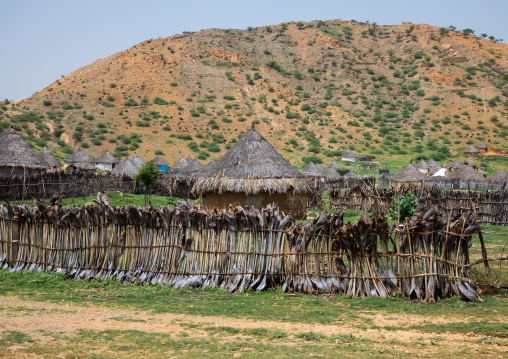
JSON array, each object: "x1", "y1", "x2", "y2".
[{"x1": 2, "y1": 19, "x2": 508, "y2": 171}]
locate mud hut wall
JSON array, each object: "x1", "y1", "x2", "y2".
[
  {"x1": 201, "y1": 191, "x2": 308, "y2": 220},
  {"x1": 0, "y1": 203, "x2": 481, "y2": 301}
]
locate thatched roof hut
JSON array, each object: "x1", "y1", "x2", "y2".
[
  {"x1": 428, "y1": 166, "x2": 443, "y2": 176},
  {"x1": 343, "y1": 170, "x2": 359, "y2": 179},
  {"x1": 94, "y1": 150, "x2": 119, "y2": 171},
  {"x1": 170, "y1": 156, "x2": 189, "y2": 172},
  {"x1": 323, "y1": 166, "x2": 341, "y2": 180},
  {"x1": 415, "y1": 159, "x2": 429, "y2": 173},
  {"x1": 301, "y1": 162, "x2": 324, "y2": 177},
  {"x1": 182, "y1": 158, "x2": 203, "y2": 175},
  {"x1": 0, "y1": 128, "x2": 48, "y2": 176},
  {"x1": 341, "y1": 150, "x2": 357, "y2": 162},
  {"x1": 327, "y1": 161, "x2": 343, "y2": 170},
  {"x1": 130, "y1": 152, "x2": 145, "y2": 168},
  {"x1": 464, "y1": 145, "x2": 480, "y2": 156},
  {"x1": 448, "y1": 160, "x2": 463, "y2": 171},
  {"x1": 488, "y1": 170, "x2": 508, "y2": 183},
  {"x1": 391, "y1": 164, "x2": 425, "y2": 186},
  {"x1": 37, "y1": 147, "x2": 62, "y2": 169},
  {"x1": 111, "y1": 158, "x2": 139, "y2": 178},
  {"x1": 448, "y1": 165, "x2": 485, "y2": 181},
  {"x1": 152, "y1": 155, "x2": 168, "y2": 171},
  {"x1": 63, "y1": 150, "x2": 92, "y2": 165},
  {"x1": 426, "y1": 159, "x2": 441, "y2": 168},
  {"x1": 193, "y1": 125, "x2": 312, "y2": 219},
  {"x1": 476, "y1": 141, "x2": 488, "y2": 151},
  {"x1": 464, "y1": 157, "x2": 478, "y2": 169}
]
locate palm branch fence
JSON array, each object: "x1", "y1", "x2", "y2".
[
  {"x1": 0, "y1": 201, "x2": 485, "y2": 302},
  {"x1": 329, "y1": 184, "x2": 508, "y2": 226}
]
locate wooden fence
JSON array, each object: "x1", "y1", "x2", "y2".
[
  {"x1": 0, "y1": 202, "x2": 482, "y2": 302},
  {"x1": 329, "y1": 184, "x2": 508, "y2": 226}
]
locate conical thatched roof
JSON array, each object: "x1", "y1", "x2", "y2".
[
  {"x1": 130, "y1": 152, "x2": 145, "y2": 168},
  {"x1": 464, "y1": 145, "x2": 480, "y2": 155},
  {"x1": 171, "y1": 156, "x2": 189, "y2": 171},
  {"x1": 448, "y1": 165, "x2": 485, "y2": 181},
  {"x1": 342, "y1": 150, "x2": 357, "y2": 158},
  {"x1": 0, "y1": 128, "x2": 48, "y2": 169},
  {"x1": 323, "y1": 166, "x2": 341, "y2": 179},
  {"x1": 343, "y1": 170, "x2": 359, "y2": 179},
  {"x1": 476, "y1": 141, "x2": 488, "y2": 150},
  {"x1": 37, "y1": 147, "x2": 62, "y2": 168},
  {"x1": 182, "y1": 159, "x2": 203, "y2": 174},
  {"x1": 426, "y1": 159, "x2": 441, "y2": 168},
  {"x1": 448, "y1": 160, "x2": 463, "y2": 168},
  {"x1": 74, "y1": 162, "x2": 95, "y2": 170},
  {"x1": 301, "y1": 162, "x2": 325, "y2": 177},
  {"x1": 63, "y1": 150, "x2": 92, "y2": 164},
  {"x1": 392, "y1": 164, "x2": 426, "y2": 181},
  {"x1": 192, "y1": 126, "x2": 312, "y2": 195},
  {"x1": 464, "y1": 157, "x2": 477, "y2": 167},
  {"x1": 327, "y1": 161, "x2": 343, "y2": 170},
  {"x1": 415, "y1": 159, "x2": 429, "y2": 169},
  {"x1": 489, "y1": 170, "x2": 508, "y2": 182},
  {"x1": 111, "y1": 159, "x2": 139, "y2": 177},
  {"x1": 152, "y1": 155, "x2": 168, "y2": 166},
  {"x1": 94, "y1": 150, "x2": 119, "y2": 164}
]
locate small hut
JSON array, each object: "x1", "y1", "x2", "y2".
[
  {"x1": 327, "y1": 161, "x2": 343, "y2": 170},
  {"x1": 415, "y1": 159, "x2": 429, "y2": 174},
  {"x1": 37, "y1": 147, "x2": 62, "y2": 171},
  {"x1": 448, "y1": 160, "x2": 463, "y2": 172},
  {"x1": 341, "y1": 150, "x2": 357, "y2": 162},
  {"x1": 181, "y1": 158, "x2": 203, "y2": 175},
  {"x1": 192, "y1": 125, "x2": 313, "y2": 219},
  {"x1": 323, "y1": 166, "x2": 341, "y2": 180},
  {"x1": 170, "y1": 156, "x2": 189, "y2": 173},
  {"x1": 111, "y1": 158, "x2": 139, "y2": 178},
  {"x1": 0, "y1": 128, "x2": 48, "y2": 177},
  {"x1": 463, "y1": 145, "x2": 480, "y2": 156},
  {"x1": 488, "y1": 170, "x2": 508, "y2": 183},
  {"x1": 152, "y1": 155, "x2": 168, "y2": 171},
  {"x1": 130, "y1": 152, "x2": 145, "y2": 168},
  {"x1": 343, "y1": 170, "x2": 359, "y2": 180},
  {"x1": 301, "y1": 162, "x2": 324, "y2": 178},
  {"x1": 464, "y1": 157, "x2": 478, "y2": 169},
  {"x1": 94, "y1": 150, "x2": 119, "y2": 171},
  {"x1": 475, "y1": 141, "x2": 488, "y2": 153},
  {"x1": 426, "y1": 159, "x2": 441, "y2": 168},
  {"x1": 448, "y1": 165, "x2": 485, "y2": 188},
  {"x1": 390, "y1": 164, "x2": 426, "y2": 187},
  {"x1": 63, "y1": 150, "x2": 93, "y2": 167}
]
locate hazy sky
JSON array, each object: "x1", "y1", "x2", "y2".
[{"x1": 1, "y1": 0, "x2": 506, "y2": 101}]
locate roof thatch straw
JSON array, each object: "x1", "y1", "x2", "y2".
[
  {"x1": 323, "y1": 166, "x2": 341, "y2": 179},
  {"x1": 301, "y1": 162, "x2": 325, "y2": 177},
  {"x1": 426, "y1": 159, "x2": 441, "y2": 168},
  {"x1": 343, "y1": 170, "x2": 359, "y2": 179},
  {"x1": 152, "y1": 155, "x2": 168, "y2": 166},
  {"x1": 74, "y1": 162, "x2": 95, "y2": 170},
  {"x1": 0, "y1": 128, "x2": 48, "y2": 169},
  {"x1": 342, "y1": 150, "x2": 357, "y2": 158},
  {"x1": 192, "y1": 126, "x2": 313, "y2": 195},
  {"x1": 392, "y1": 164, "x2": 426, "y2": 181},
  {"x1": 111, "y1": 159, "x2": 139, "y2": 177},
  {"x1": 327, "y1": 161, "x2": 343, "y2": 170},
  {"x1": 464, "y1": 157, "x2": 477, "y2": 167},
  {"x1": 415, "y1": 159, "x2": 429, "y2": 169},
  {"x1": 448, "y1": 160, "x2": 463, "y2": 169},
  {"x1": 64, "y1": 150, "x2": 92, "y2": 164},
  {"x1": 464, "y1": 145, "x2": 480, "y2": 155},
  {"x1": 37, "y1": 147, "x2": 62, "y2": 168},
  {"x1": 428, "y1": 166, "x2": 444, "y2": 176},
  {"x1": 476, "y1": 141, "x2": 487, "y2": 150},
  {"x1": 182, "y1": 159, "x2": 203, "y2": 174},
  {"x1": 488, "y1": 170, "x2": 508, "y2": 183},
  {"x1": 94, "y1": 150, "x2": 119, "y2": 164},
  {"x1": 130, "y1": 152, "x2": 145, "y2": 168},
  {"x1": 448, "y1": 165, "x2": 485, "y2": 181},
  {"x1": 171, "y1": 156, "x2": 189, "y2": 171}
]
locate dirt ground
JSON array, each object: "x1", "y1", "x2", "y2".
[{"x1": 1, "y1": 295, "x2": 506, "y2": 358}]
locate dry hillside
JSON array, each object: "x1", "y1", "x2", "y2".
[{"x1": 2, "y1": 19, "x2": 508, "y2": 168}]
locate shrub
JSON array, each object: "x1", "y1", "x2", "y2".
[
  {"x1": 43, "y1": 100, "x2": 52, "y2": 106},
  {"x1": 153, "y1": 97, "x2": 169, "y2": 105},
  {"x1": 124, "y1": 99, "x2": 139, "y2": 106},
  {"x1": 223, "y1": 95, "x2": 235, "y2": 101},
  {"x1": 80, "y1": 142, "x2": 90, "y2": 148},
  {"x1": 388, "y1": 192, "x2": 418, "y2": 222}
]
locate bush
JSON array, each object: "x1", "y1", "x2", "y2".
[
  {"x1": 153, "y1": 97, "x2": 169, "y2": 105},
  {"x1": 388, "y1": 192, "x2": 418, "y2": 222},
  {"x1": 124, "y1": 99, "x2": 139, "y2": 106},
  {"x1": 154, "y1": 150, "x2": 164, "y2": 155},
  {"x1": 223, "y1": 95, "x2": 235, "y2": 101},
  {"x1": 206, "y1": 143, "x2": 221, "y2": 152},
  {"x1": 43, "y1": 100, "x2": 52, "y2": 106},
  {"x1": 80, "y1": 142, "x2": 90, "y2": 148}
]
